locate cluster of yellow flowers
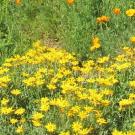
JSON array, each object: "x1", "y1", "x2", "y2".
[
  {"x1": 0, "y1": 40, "x2": 135, "y2": 134},
  {"x1": 112, "y1": 129, "x2": 135, "y2": 135}
]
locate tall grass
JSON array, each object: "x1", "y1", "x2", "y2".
[
  {"x1": 43, "y1": 0, "x2": 135, "y2": 59},
  {"x1": 0, "y1": 0, "x2": 135, "y2": 61},
  {"x1": 0, "y1": 0, "x2": 47, "y2": 63}
]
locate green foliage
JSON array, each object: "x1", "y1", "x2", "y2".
[{"x1": 0, "y1": 1, "x2": 135, "y2": 134}]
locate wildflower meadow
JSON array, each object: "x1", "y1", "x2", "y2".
[{"x1": 0, "y1": 0, "x2": 135, "y2": 135}]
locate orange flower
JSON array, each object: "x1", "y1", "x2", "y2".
[
  {"x1": 67, "y1": 0, "x2": 74, "y2": 5},
  {"x1": 16, "y1": 0, "x2": 21, "y2": 5},
  {"x1": 96, "y1": 16, "x2": 110, "y2": 23},
  {"x1": 113, "y1": 8, "x2": 121, "y2": 15}
]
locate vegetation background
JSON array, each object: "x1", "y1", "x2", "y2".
[{"x1": 0, "y1": 0, "x2": 135, "y2": 135}]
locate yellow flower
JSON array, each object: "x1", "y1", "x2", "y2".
[
  {"x1": 23, "y1": 77, "x2": 36, "y2": 86},
  {"x1": 14, "y1": 108, "x2": 25, "y2": 115},
  {"x1": 84, "y1": 106, "x2": 93, "y2": 113},
  {"x1": 72, "y1": 121, "x2": 82, "y2": 133},
  {"x1": 96, "y1": 77, "x2": 118, "y2": 86},
  {"x1": 130, "y1": 36, "x2": 135, "y2": 44},
  {"x1": 32, "y1": 120, "x2": 41, "y2": 127},
  {"x1": 126, "y1": 9, "x2": 135, "y2": 16},
  {"x1": 112, "y1": 129, "x2": 126, "y2": 135},
  {"x1": 78, "y1": 111, "x2": 88, "y2": 120},
  {"x1": 32, "y1": 112, "x2": 44, "y2": 120},
  {"x1": 129, "y1": 93, "x2": 135, "y2": 100},
  {"x1": 16, "y1": 125, "x2": 24, "y2": 134},
  {"x1": 116, "y1": 63, "x2": 131, "y2": 71},
  {"x1": 35, "y1": 79, "x2": 44, "y2": 86},
  {"x1": 23, "y1": 77, "x2": 44, "y2": 87},
  {"x1": 119, "y1": 99, "x2": 134, "y2": 110},
  {"x1": 127, "y1": 131, "x2": 135, "y2": 135},
  {"x1": 129, "y1": 81, "x2": 135, "y2": 88},
  {"x1": 97, "y1": 56, "x2": 109, "y2": 64},
  {"x1": 0, "y1": 67, "x2": 9, "y2": 75},
  {"x1": 100, "y1": 100, "x2": 111, "y2": 106},
  {"x1": 20, "y1": 118, "x2": 26, "y2": 123},
  {"x1": 78, "y1": 128, "x2": 91, "y2": 135},
  {"x1": 40, "y1": 104, "x2": 50, "y2": 112},
  {"x1": 67, "y1": 106, "x2": 80, "y2": 117},
  {"x1": 1, "y1": 98, "x2": 9, "y2": 106},
  {"x1": 10, "y1": 118, "x2": 18, "y2": 124},
  {"x1": 115, "y1": 54, "x2": 126, "y2": 62},
  {"x1": 11, "y1": 89, "x2": 21, "y2": 96},
  {"x1": 2, "y1": 62, "x2": 12, "y2": 67},
  {"x1": 50, "y1": 98, "x2": 69, "y2": 109},
  {"x1": 96, "y1": 118, "x2": 108, "y2": 125},
  {"x1": 21, "y1": 72, "x2": 29, "y2": 77},
  {"x1": 45, "y1": 122, "x2": 56, "y2": 133},
  {"x1": 47, "y1": 83, "x2": 56, "y2": 91},
  {"x1": 101, "y1": 89, "x2": 113, "y2": 96},
  {"x1": 76, "y1": 92, "x2": 88, "y2": 100},
  {"x1": 1, "y1": 107, "x2": 14, "y2": 115},
  {"x1": 0, "y1": 76, "x2": 11, "y2": 88},
  {"x1": 90, "y1": 37, "x2": 101, "y2": 51},
  {"x1": 133, "y1": 122, "x2": 135, "y2": 127}
]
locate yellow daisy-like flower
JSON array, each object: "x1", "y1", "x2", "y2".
[
  {"x1": 129, "y1": 81, "x2": 135, "y2": 88},
  {"x1": 16, "y1": 125, "x2": 24, "y2": 134},
  {"x1": 10, "y1": 118, "x2": 18, "y2": 124},
  {"x1": 32, "y1": 112, "x2": 44, "y2": 120},
  {"x1": 130, "y1": 36, "x2": 135, "y2": 44},
  {"x1": 20, "y1": 118, "x2": 26, "y2": 123},
  {"x1": 112, "y1": 129, "x2": 126, "y2": 135},
  {"x1": 90, "y1": 37, "x2": 101, "y2": 51},
  {"x1": 45, "y1": 122, "x2": 56, "y2": 133},
  {"x1": 1, "y1": 98, "x2": 9, "y2": 106},
  {"x1": 1, "y1": 107, "x2": 14, "y2": 115},
  {"x1": 11, "y1": 89, "x2": 21, "y2": 96},
  {"x1": 72, "y1": 121, "x2": 82, "y2": 133},
  {"x1": 133, "y1": 122, "x2": 135, "y2": 127},
  {"x1": 119, "y1": 99, "x2": 134, "y2": 110},
  {"x1": 126, "y1": 9, "x2": 135, "y2": 17},
  {"x1": 14, "y1": 108, "x2": 25, "y2": 115},
  {"x1": 96, "y1": 118, "x2": 108, "y2": 125},
  {"x1": 78, "y1": 128, "x2": 91, "y2": 135},
  {"x1": 32, "y1": 120, "x2": 41, "y2": 127}
]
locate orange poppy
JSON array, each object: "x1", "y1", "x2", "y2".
[
  {"x1": 16, "y1": 0, "x2": 21, "y2": 5},
  {"x1": 113, "y1": 8, "x2": 121, "y2": 15},
  {"x1": 67, "y1": 0, "x2": 74, "y2": 5},
  {"x1": 96, "y1": 16, "x2": 110, "y2": 23}
]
